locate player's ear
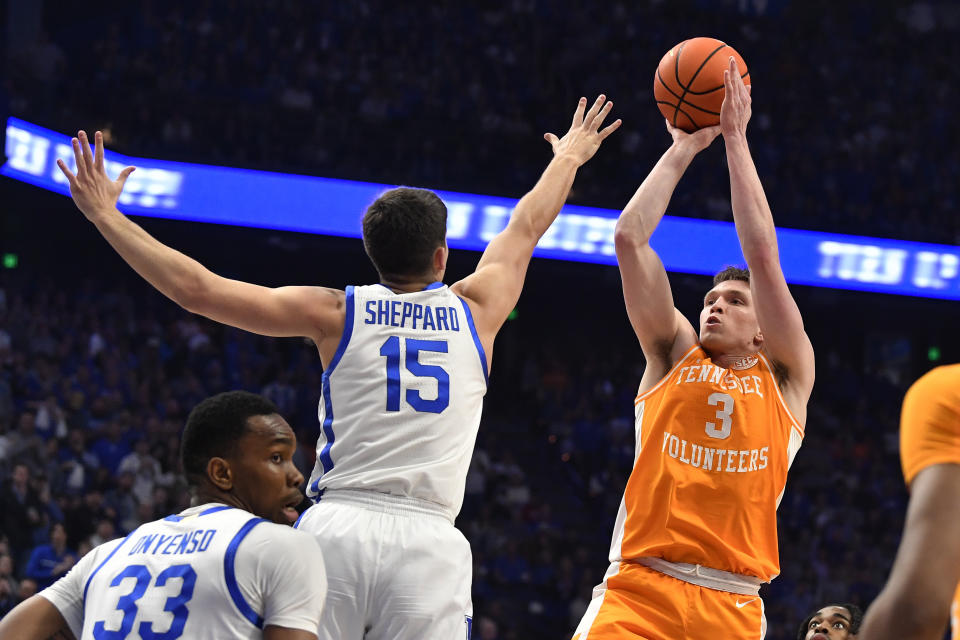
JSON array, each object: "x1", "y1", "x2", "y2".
[
  {"x1": 433, "y1": 244, "x2": 447, "y2": 274},
  {"x1": 206, "y1": 457, "x2": 234, "y2": 491},
  {"x1": 753, "y1": 330, "x2": 764, "y2": 348}
]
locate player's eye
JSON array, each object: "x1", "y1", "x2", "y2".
[
  {"x1": 809, "y1": 621, "x2": 819, "y2": 629},
  {"x1": 271, "y1": 453, "x2": 282, "y2": 463},
  {"x1": 833, "y1": 622, "x2": 845, "y2": 629}
]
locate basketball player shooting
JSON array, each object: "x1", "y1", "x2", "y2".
[
  {"x1": 54, "y1": 96, "x2": 620, "y2": 639},
  {"x1": 571, "y1": 58, "x2": 815, "y2": 639}
]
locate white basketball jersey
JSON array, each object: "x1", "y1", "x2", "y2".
[
  {"x1": 41, "y1": 504, "x2": 326, "y2": 639},
  {"x1": 307, "y1": 283, "x2": 488, "y2": 515}
]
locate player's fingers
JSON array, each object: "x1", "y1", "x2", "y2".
[
  {"x1": 71, "y1": 138, "x2": 86, "y2": 178},
  {"x1": 590, "y1": 101, "x2": 614, "y2": 131},
  {"x1": 116, "y1": 166, "x2": 136, "y2": 190},
  {"x1": 56, "y1": 158, "x2": 77, "y2": 185},
  {"x1": 78, "y1": 131, "x2": 95, "y2": 173},
  {"x1": 94, "y1": 131, "x2": 105, "y2": 170},
  {"x1": 583, "y1": 94, "x2": 606, "y2": 127},
  {"x1": 598, "y1": 119, "x2": 622, "y2": 140},
  {"x1": 571, "y1": 97, "x2": 587, "y2": 128}
]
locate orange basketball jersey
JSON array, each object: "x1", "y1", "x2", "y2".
[
  {"x1": 615, "y1": 345, "x2": 804, "y2": 581},
  {"x1": 899, "y1": 364, "x2": 960, "y2": 640}
]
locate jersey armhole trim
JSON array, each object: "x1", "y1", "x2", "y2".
[
  {"x1": 325, "y1": 285, "x2": 356, "y2": 376},
  {"x1": 757, "y1": 352, "x2": 804, "y2": 437},
  {"x1": 82, "y1": 532, "x2": 136, "y2": 607},
  {"x1": 224, "y1": 517, "x2": 267, "y2": 629},
  {"x1": 457, "y1": 296, "x2": 489, "y2": 386},
  {"x1": 634, "y1": 344, "x2": 702, "y2": 404}
]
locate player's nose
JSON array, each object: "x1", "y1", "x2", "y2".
[{"x1": 288, "y1": 464, "x2": 304, "y2": 486}]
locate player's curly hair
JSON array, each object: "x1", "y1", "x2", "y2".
[
  {"x1": 362, "y1": 187, "x2": 447, "y2": 282},
  {"x1": 796, "y1": 603, "x2": 863, "y2": 639},
  {"x1": 180, "y1": 391, "x2": 281, "y2": 487},
  {"x1": 713, "y1": 265, "x2": 750, "y2": 285}
]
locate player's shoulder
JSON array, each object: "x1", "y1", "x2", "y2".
[
  {"x1": 909, "y1": 363, "x2": 960, "y2": 396},
  {"x1": 241, "y1": 518, "x2": 321, "y2": 552}
]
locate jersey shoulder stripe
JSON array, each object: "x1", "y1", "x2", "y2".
[
  {"x1": 456, "y1": 296, "x2": 488, "y2": 384},
  {"x1": 224, "y1": 516, "x2": 268, "y2": 628}
]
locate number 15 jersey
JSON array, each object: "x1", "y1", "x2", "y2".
[
  {"x1": 614, "y1": 345, "x2": 804, "y2": 582},
  {"x1": 306, "y1": 284, "x2": 489, "y2": 516}
]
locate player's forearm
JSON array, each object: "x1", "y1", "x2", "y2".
[
  {"x1": 511, "y1": 154, "x2": 581, "y2": 241},
  {"x1": 90, "y1": 208, "x2": 212, "y2": 311},
  {"x1": 616, "y1": 145, "x2": 694, "y2": 247},
  {"x1": 725, "y1": 136, "x2": 779, "y2": 267}
]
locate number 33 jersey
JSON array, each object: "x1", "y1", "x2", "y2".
[
  {"x1": 615, "y1": 345, "x2": 804, "y2": 582},
  {"x1": 306, "y1": 284, "x2": 489, "y2": 516},
  {"x1": 40, "y1": 504, "x2": 327, "y2": 639}
]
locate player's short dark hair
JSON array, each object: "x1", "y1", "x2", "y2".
[
  {"x1": 713, "y1": 266, "x2": 751, "y2": 286},
  {"x1": 796, "y1": 603, "x2": 863, "y2": 640},
  {"x1": 179, "y1": 391, "x2": 280, "y2": 487},
  {"x1": 362, "y1": 187, "x2": 447, "y2": 281}
]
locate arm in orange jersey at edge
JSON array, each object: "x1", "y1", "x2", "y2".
[
  {"x1": 860, "y1": 367, "x2": 960, "y2": 639},
  {"x1": 452, "y1": 95, "x2": 621, "y2": 364},
  {"x1": 613, "y1": 120, "x2": 719, "y2": 391},
  {"x1": 859, "y1": 464, "x2": 960, "y2": 639},
  {"x1": 720, "y1": 57, "x2": 814, "y2": 416},
  {"x1": 57, "y1": 131, "x2": 345, "y2": 365},
  {"x1": 0, "y1": 595, "x2": 76, "y2": 640}
]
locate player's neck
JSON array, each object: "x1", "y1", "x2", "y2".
[
  {"x1": 708, "y1": 350, "x2": 761, "y2": 370},
  {"x1": 190, "y1": 488, "x2": 244, "y2": 513},
  {"x1": 379, "y1": 274, "x2": 441, "y2": 293}
]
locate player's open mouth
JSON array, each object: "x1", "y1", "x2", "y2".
[
  {"x1": 810, "y1": 633, "x2": 829, "y2": 640},
  {"x1": 706, "y1": 315, "x2": 721, "y2": 326},
  {"x1": 282, "y1": 498, "x2": 301, "y2": 524}
]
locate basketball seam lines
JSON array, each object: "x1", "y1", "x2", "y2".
[{"x1": 672, "y1": 42, "x2": 740, "y2": 127}]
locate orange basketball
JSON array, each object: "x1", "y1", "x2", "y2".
[{"x1": 653, "y1": 37, "x2": 750, "y2": 132}]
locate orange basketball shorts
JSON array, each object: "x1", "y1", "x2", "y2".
[{"x1": 572, "y1": 562, "x2": 766, "y2": 640}]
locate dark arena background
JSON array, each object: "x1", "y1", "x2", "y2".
[{"x1": 1, "y1": 2, "x2": 960, "y2": 638}]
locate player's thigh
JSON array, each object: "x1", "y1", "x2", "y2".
[
  {"x1": 366, "y1": 515, "x2": 473, "y2": 640},
  {"x1": 296, "y1": 502, "x2": 371, "y2": 640}
]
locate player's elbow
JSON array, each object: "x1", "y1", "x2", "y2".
[
  {"x1": 171, "y1": 273, "x2": 211, "y2": 315},
  {"x1": 614, "y1": 223, "x2": 647, "y2": 252}
]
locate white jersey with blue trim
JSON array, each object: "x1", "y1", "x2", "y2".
[
  {"x1": 307, "y1": 283, "x2": 488, "y2": 515},
  {"x1": 39, "y1": 503, "x2": 326, "y2": 639}
]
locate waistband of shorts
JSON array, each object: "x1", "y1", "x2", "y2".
[
  {"x1": 631, "y1": 557, "x2": 762, "y2": 596},
  {"x1": 317, "y1": 488, "x2": 454, "y2": 524}
]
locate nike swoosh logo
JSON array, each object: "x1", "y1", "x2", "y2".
[{"x1": 735, "y1": 599, "x2": 757, "y2": 608}]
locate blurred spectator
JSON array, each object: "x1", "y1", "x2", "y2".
[
  {"x1": 23, "y1": 523, "x2": 75, "y2": 590},
  {"x1": 0, "y1": 464, "x2": 44, "y2": 568}
]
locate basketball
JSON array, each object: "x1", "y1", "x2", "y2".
[{"x1": 654, "y1": 37, "x2": 750, "y2": 132}]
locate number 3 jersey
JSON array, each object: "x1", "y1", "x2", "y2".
[
  {"x1": 614, "y1": 345, "x2": 804, "y2": 582},
  {"x1": 306, "y1": 284, "x2": 488, "y2": 516},
  {"x1": 39, "y1": 504, "x2": 327, "y2": 639}
]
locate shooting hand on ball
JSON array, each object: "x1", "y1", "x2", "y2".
[
  {"x1": 720, "y1": 57, "x2": 752, "y2": 140},
  {"x1": 665, "y1": 120, "x2": 721, "y2": 155}
]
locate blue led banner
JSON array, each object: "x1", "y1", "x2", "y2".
[{"x1": 4, "y1": 117, "x2": 960, "y2": 299}]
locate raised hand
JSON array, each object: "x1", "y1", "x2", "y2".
[
  {"x1": 544, "y1": 95, "x2": 622, "y2": 165},
  {"x1": 665, "y1": 119, "x2": 721, "y2": 155},
  {"x1": 720, "y1": 57, "x2": 752, "y2": 139},
  {"x1": 56, "y1": 130, "x2": 136, "y2": 221}
]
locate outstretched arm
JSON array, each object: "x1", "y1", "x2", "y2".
[
  {"x1": 720, "y1": 58, "x2": 814, "y2": 407},
  {"x1": 859, "y1": 463, "x2": 960, "y2": 639},
  {"x1": 57, "y1": 132, "x2": 343, "y2": 350},
  {"x1": 615, "y1": 122, "x2": 718, "y2": 381},
  {"x1": 451, "y1": 96, "x2": 620, "y2": 350}
]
